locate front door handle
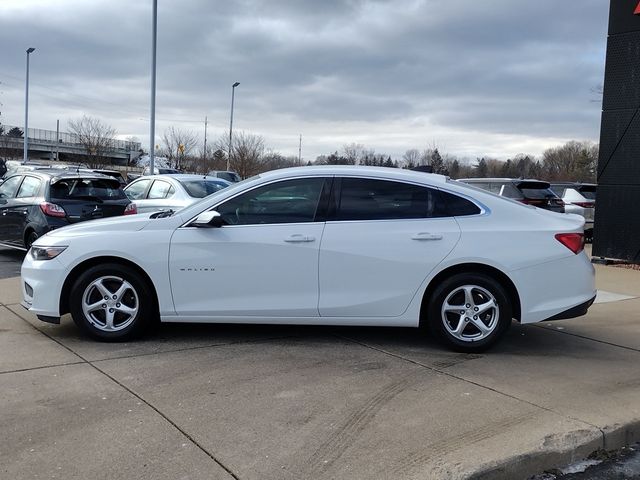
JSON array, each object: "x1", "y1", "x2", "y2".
[
  {"x1": 284, "y1": 234, "x2": 316, "y2": 243},
  {"x1": 411, "y1": 232, "x2": 443, "y2": 241}
]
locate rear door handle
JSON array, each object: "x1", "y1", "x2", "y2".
[
  {"x1": 411, "y1": 232, "x2": 443, "y2": 241},
  {"x1": 284, "y1": 234, "x2": 316, "y2": 243}
]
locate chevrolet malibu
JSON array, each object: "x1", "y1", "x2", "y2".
[{"x1": 21, "y1": 166, "x2": 596, "y2": 352}]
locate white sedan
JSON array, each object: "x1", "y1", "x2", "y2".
[
  {"x1": 124, "y1": 174, "x2": 231, "y2": 213},
  {"x1": 20, "y1": 166, "x2": 595, "y2": 352}
]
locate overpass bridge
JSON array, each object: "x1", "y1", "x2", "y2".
[{"x1": 0, "y1": 125, "x2": 141, "y2": 165}]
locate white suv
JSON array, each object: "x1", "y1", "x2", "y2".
[{"x1": 550, "y1": 183, "x2": 596, "y2": 240}]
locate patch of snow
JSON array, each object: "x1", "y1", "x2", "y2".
[
  {"x1": 595, "y1": 290, "x2": 637, "y2": 304},
  {"x1": 560, "y1": 458, "x2": 602, "y2": 474}
]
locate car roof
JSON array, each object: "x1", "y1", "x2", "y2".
[
  {"x1": 255, "y1": 165, "x2": 449, "y2": 184},
  {"x1": 7, "y1": 169, "x2": 118, "y2": 182}
]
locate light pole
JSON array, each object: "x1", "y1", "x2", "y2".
[
  {"x1": 227, "y1": 81, "x2": 240, "y2": 171},
  {"x1": 149, "y1": 0, "x2": 158, "y2": 176},
  {"x1": 24, "y1": 47, "x2": 35, "y2": 164}
]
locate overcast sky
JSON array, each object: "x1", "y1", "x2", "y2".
[{"x1": 0, "y1": 0, "x2": 608, "y2": 162}]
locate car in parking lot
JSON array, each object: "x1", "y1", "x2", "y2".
[
  {"x1": 458, "y1": 178, "x2": 565, "y2": 213},
  {"x1": 21, "y1": 166, "x2": 595, "y2": 352},
  {"x1": 207, "y1": 170, "x2": 241, "y2": 182},
  {"x1": 0, "y1": 170, "x2": 135, "y2": 250},
  {"x1": 124, "y1": 174, "x2": 231, "y2": 213},
  {"x1": 550, "y1": 183, "x2": 596, "y2": 239}
]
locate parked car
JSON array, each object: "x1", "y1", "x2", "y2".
[
  {"x1": 124, "y1": 174, "x2": 231, "y2": 213},
  {"x1": 207, "y1": 170, "x2": 241, "y2": 182},
  {"x1": 54, "y1": 165, "x2": 128, "y2": 187},
  {"x1": 0, "y1": 170, "x2": 135, "y2": 250},
  {"x1": 458, "y1": 178, "x2": 565, "y2": 213},
  {"x1": 142, "y1": 166, "x2": 182, "y2": 175},
  {"x1": 550, "y1": 183, "x2": 596, "y2": 239},
  {"x1": 21, "y1": 166, "x2": 595, "y2": 352}
]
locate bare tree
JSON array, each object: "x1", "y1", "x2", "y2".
[
  {"x1": 342, "y1": 143, "x2": 366, "y2": 165},
  {"x1": 402, "y1": 149, "x2": 421, "y2": 168},
  {"x1": 67, "y1": 116, "x2": 117, "y2": 168},
  {"x1": 216, "y1": 130, "x2": 265, "y2": 178},
  {"x1": 541, "y1": 141, "x2": 598, "y2": 182},
  {"x1": 160, "y1": 126, "x2": 199, "y2": 170}
]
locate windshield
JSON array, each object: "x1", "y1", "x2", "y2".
[
  {"x1": 51, "y1": 178, "x2": 126, "y2": 200},
  {"x1": 180, "y1": 179, "x2": 230, "y2": 198}
]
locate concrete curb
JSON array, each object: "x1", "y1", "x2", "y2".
[{"x1": 470, "y1": 420, "x2": 640, "y2": 479}]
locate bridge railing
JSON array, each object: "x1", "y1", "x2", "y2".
[{"x1": 1, "y1": 125, "x2": 140, "y2": 153}]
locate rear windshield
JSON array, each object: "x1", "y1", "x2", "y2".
[
  {"x1": 180, "y1": 180, "x2": 229, "y2": 198},
  {"x1": 216, "y1": 172, "x2": 240, "y2": 182},
  {"x1": 518, "y1": 187, "x2": 557, "y2": 200},
  {"x1": 578, "y1": 186, "x2": 596, "y2": 200},
  {"x1": 50, "y1": 178, "x2": 126, "y2": 200}
]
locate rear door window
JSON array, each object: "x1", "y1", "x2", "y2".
[
  {"x1": 16, "y1": 176, "x2": 42, "y2": 198},
  {"x1": 335, "y1": 178, "x2": 447, "y2": 221},
  {"x1": 148, "y1": 180, "x2": 175, "y2": 199}
]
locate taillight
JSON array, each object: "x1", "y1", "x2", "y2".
[
  {"x1": 571, "y1": 202, "x2": 595, "y2": 208},
  {"x1": 520, "y1": 199, "x2": 544, "y2": 206},
  {"x1": 555, "y1": 233, "x2": 584, "y2": 254},
  {"x1": 40, "y1": 202, "x2": 66, "y2": 218},
  {"x1": 124, "y1": 203, "x2": 137, "y2": 215}
]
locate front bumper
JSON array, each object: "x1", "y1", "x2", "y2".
[{"x1": 21, "y1": 252, "x2": 67, "y2": 320}]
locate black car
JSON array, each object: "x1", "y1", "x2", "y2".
[
  {"x1": 457, "y1": 178, "x2": 565, "y2": 213},
  {"x1": 0, "y1": 170, "x2": 135, "y2": 250}
]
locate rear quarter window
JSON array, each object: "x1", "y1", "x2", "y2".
[{"x1": 438, "y1": 190, "x2": 481, "y2": 216}]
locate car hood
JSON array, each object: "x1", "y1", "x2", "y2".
[{"x1": 42, "y1": 213, "x2": 152, "y2": 239}]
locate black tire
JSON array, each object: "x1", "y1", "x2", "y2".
[
  {"x1": 25, "y1": 230, "x2": 38, "y2": 249},
  {"x1": 426, "y1": 272, "x2": 512, "y2": 353},
  {"x1": 69, "y1": 264, "x2": 156, "y2": 341}
]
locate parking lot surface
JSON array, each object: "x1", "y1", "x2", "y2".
[{"x1": 1, "y1": 250, "x2": 639, "y2": 479}]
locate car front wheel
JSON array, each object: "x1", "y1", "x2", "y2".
[
  {"x1": 70, "y1": 264, "x2": 155, "y2": 341},
  {"x1": 427, "y1": 273, "x2": 512, "y2": 353}
]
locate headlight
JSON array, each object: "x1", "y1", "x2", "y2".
[{"x1": 30, "y1": 246, "x2": 67, "y2": 261}]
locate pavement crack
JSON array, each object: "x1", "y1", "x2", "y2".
[
  {"x1": 533, "y1": 324, "x2": 640, "y2": 353},
  {"x1": 0, "y1": 361, "x2": 85, "y2": 376},
  {"x1": 6, "y1": 306, "x2": 242, "y2": 480}
]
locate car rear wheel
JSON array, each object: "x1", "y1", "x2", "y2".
[
  {"x1": 70, "y1": 264, "x2": 156, "y2": 341},
  {"x1": 427, "y1": 273, "x2": 512, "y2": 353},
  {"x1": 24, "y1": 230, "x2": 38, "y2": 249}
]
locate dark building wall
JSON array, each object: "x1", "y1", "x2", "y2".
[{"x1": 594, "y1": 0, "x2": 640, "y2": 262}]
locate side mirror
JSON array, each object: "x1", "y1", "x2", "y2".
[{"x1": 192, "y1": 210, "x2": 224, "y2": 228}]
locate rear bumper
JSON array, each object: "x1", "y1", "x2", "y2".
[{"x1": 542, "y1": 294, "x2": 596, "y2": 321}]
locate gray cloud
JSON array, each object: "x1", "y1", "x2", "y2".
[{"x1": 0, "y1": 0, "x2": 607, "y2": 160}]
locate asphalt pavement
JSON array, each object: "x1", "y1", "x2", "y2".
[
  {"x1": 0, "y1": 248, "x2": 24, "y2": 279},
  {"x1": 1, "y1": 252, "x2": 639, "y2": 479}
]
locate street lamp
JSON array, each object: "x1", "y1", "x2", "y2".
[
  {"x1": 227, "y1": 81, "x2": 240, "y2": 171},
  {"x1": 24, "y1": 47, "x2": 35, "y2": 164}
]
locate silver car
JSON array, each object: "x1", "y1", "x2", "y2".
[
  {"x1": 124, "y1": 174, "x2": 231, "y2": 213},
  {"x1": 550, "y1": 183, "x2": 596, "y2": 239}
]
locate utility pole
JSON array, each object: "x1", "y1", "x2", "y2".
[
  {"x1": 203, "y1": 115, "x2": 208, "y2": 169},
  {"x1": 55, "y1": 119, "x2": 59, "y2": 161},
  {"x1": 298, "y1": 134, "x2": 302, "y2": 165}
]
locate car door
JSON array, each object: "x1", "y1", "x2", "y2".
[
  {"x1": 0, "y1": 175, "x2": 24, "y2": 245},
  {"x1": 7, "y1": 175, "x2": 43, "y2": 245},
  {"x1": 169, "y1": 176, "x2": 330, "y2": 317},
  {"x1": 318, "y1": 177, "x2": 461, "y2": 318}
]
